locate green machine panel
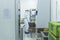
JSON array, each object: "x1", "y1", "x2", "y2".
[
  {"x1": 59, "y1": 32, "x2": 60, "y2": 40},
  {"x1": 48, "y1": 32, "x2": 59, "y2": 40},
  {"x1": 49, "y1": 22, "x2": 60, "y2": 37}
]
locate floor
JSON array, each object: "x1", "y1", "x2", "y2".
[
  {"x1": 23, "y1": 34, "x2": 36, "y2": 40},
  {"x1": 23, "y1": 33, "x2": 41, "y2": 40},
  {"x1": 23, "y1": 30, "x2": 36, "y2": 40}
]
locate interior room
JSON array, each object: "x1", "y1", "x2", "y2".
[{"x1": 0, "y1": 0, "x2": 60, "y2": 40}]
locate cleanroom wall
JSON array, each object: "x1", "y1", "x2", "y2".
[
  {"x1": 0, "y1": 0, "x2": 19, "y2": 40},
  {"x1": 36, "y1": 0, "x2": 50, "y2": 28}
]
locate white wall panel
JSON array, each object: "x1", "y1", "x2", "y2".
[
  {"x1": 0, "y1": 0, "x2": 19, "y2": 40},
  {"x1": 36, "y1": 0, "x2": 50, "y2": 28},
  {"x1": 57, "y1": 0, "x2": 60, "y2": 21},
  {"x1": 51, "y1": 0, "x2": 60, "y2": 21},
  {"x1": 51, "y1": 0, "x2": 57, "y2": 21}
]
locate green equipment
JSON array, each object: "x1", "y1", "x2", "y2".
[
  {"x1": 48, "y1": 22, "x2": 60, "y2": 40},
  {"x1": 49, "y1": 22, "x2": 60, "y2": 37},
  {"x1": 48, "y1": 32, "x2": 59, "y2": 40},
  {"x1": 58, "y1": 29, "x2": 60, "y2": 40}
]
